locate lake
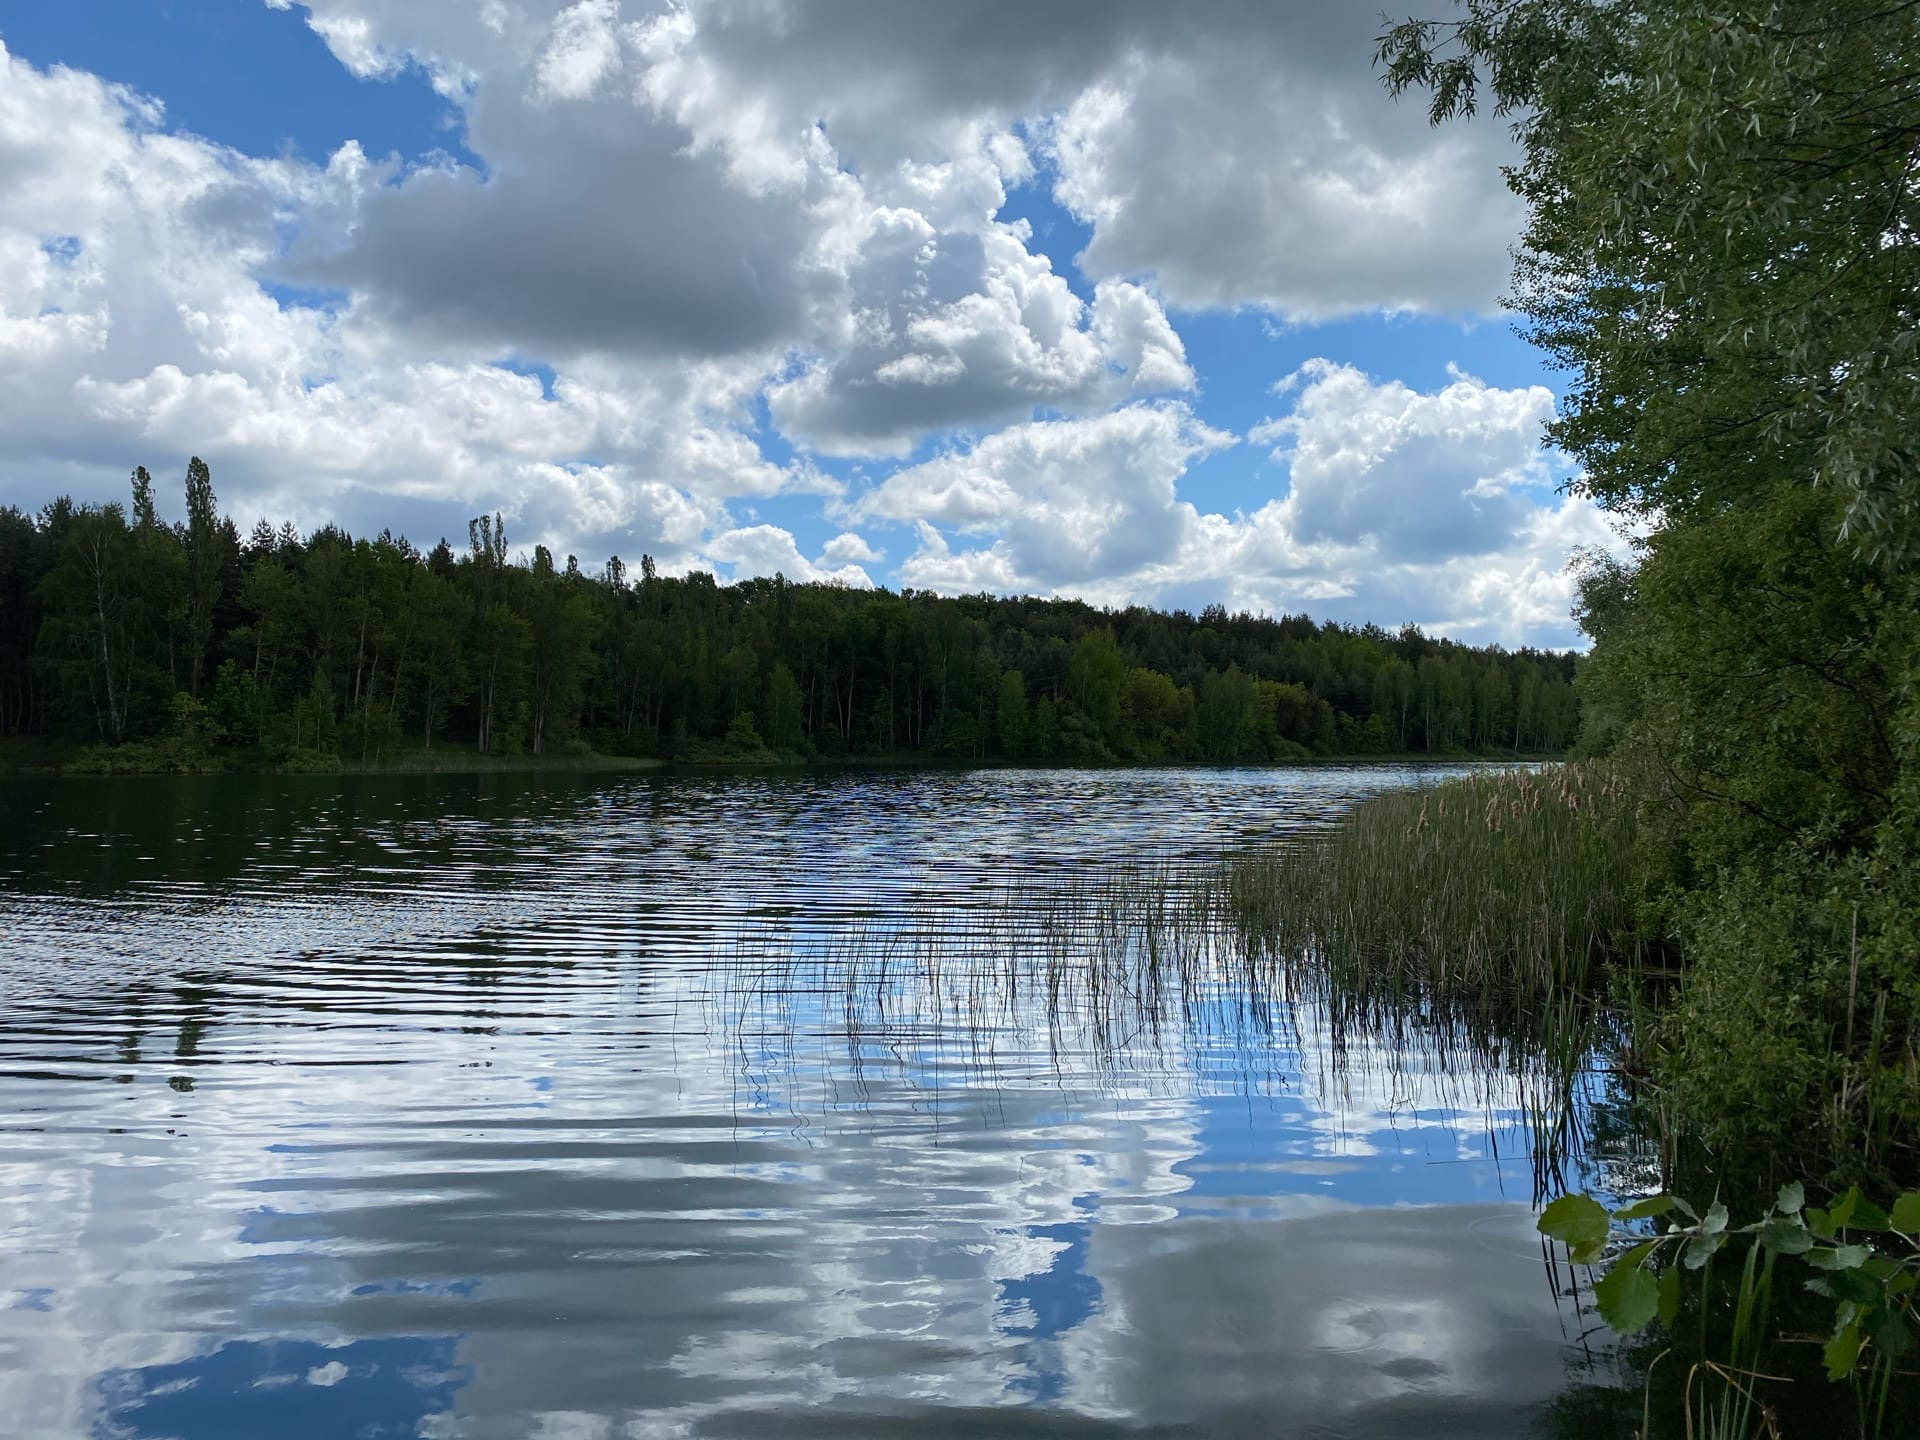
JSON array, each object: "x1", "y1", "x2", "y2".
[{"x1": 0, "y1": 765, "x2": 1635, "y2": 1438}]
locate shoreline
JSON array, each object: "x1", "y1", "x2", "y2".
[{"x1": 2, "y1": 742, "x2": 1561, "y2": 781}]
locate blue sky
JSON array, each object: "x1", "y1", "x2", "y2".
[
  {"x1": 2, "y1": 1, "x2": 458, "y2": 165},
  {"x1": 0, "y1": 2, "x2": 1614, "y2": 645}
]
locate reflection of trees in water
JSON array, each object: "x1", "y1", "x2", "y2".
[{"x1": 8, "y1": 772, "x2": 654, "y2": 899}]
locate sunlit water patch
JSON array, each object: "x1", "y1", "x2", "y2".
[{"x1": 0, "y1": 766, "x2": 1638, "y2": 1438}]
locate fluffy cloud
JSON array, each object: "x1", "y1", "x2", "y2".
[
  {"x1": 285, "y1": 0, "x2": 1195, "y2": 428},
  {"x1": 878, "y1": 364, "x2": 1621, "y2": 647},
  {"x1": 705, "y1": 523, "x2": 874, "y2": 587},
  {"x1": 0, "y1": 35, "x2": 811, "y2": 566},
  {"x1": 1251, "y1": 359, "x2": 1560, "y2": 562},
  {"x1": 769, "y1": 260, "x2": 1192, "y2": 457},
  {"x1": 864, "y1": 403, "x2": 1231, "y2": 589},
  {"x1": 288, "y1": 90, "x2": 832, "y2": 360},
  {"x1": 0, "y1": 6, "x2": 1198, "y2": 554},
  {"x1": 1045, "y1": 24, "x2": 1524, "y2": 317},
  {"x1": 820, "y1": 530, "x2": 882, "y2": 565},
  {"x1": 531, "y1": 0, "x2": 623, "y2": 103},
  {"x1": 607, "y1": 0, "x2": 1524, "y2": 317}
]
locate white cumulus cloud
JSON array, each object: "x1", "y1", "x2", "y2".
[
  {"x1": 707, "y1": 523, "x2": 874, "y2": 587},
  {"x1": 531, "y1": 0, "x2": 625, "y2": 103},
  {"x1": 864, "y1": 403, "x2": 1232, "y2": 588},
  {"x1": 875, "y1": 364, "x2": 1623, "y2": 647}
]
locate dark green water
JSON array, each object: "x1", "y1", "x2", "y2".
[{"x1": 0, "y1": 766, "x2": 1634, "y2": 1438}]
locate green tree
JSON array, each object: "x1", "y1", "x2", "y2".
[
  {"x1": 1196, "y1": 665, "x2": 1258, "y2": 760},
  {"x1": 407, "y1": 567, "x2": 470, "y2": 749},
  {"x1": 523, "y1": 545, "x2": 598, "y2": 754},
  {"x1": 1380, "y1": 0, "x2": 1920, "y2": 558},
  {"x1": 181, "y1": 456, "x2": 226, "y2": 697},
  {"x1": 1122, "y1": 666, "x2": 1191, "y2": 760},
  {"x1": 126, "y1": 466, "x2": 185, "y2": 707},
  {"x1": 1381, "y1": 0, "x2": 1920, "y2": 1183},
  {"x1": 473, "y1": 602, "x2": 531, "y2": 754},
  {"x1": 762, "y1": 661, "x2": 805, "y2": 754},
  {"x1": 207, "y1": 660, "x2": 260, "y2": 748},
  {"x1": 36, "y1": 505, "x2": 137, "y2": 741},
  {"x1": 5, "y1": 477, "x2": 1586, "y2": 770},
  {"x1": 1067, "y1": 628, "x2": 1126, "y2": 752},
  {"x1": 0, "y1": 506, "x2": 47, "y2": 735},
  {"x1": 995, "y1": 669, "x2": 1029, "y2": 758}
]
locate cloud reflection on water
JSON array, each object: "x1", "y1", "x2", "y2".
[{"x1": 0, "y1": 767, "x2": 1630, "y2": 1438}]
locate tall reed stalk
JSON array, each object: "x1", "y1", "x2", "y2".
[{"x1": 1227, "y1": 760, "x2": 1656, "y2": 1006}]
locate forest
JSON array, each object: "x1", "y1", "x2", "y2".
[{"x1": 0, "y1": 464, "x2": 1579, "y2": 772}]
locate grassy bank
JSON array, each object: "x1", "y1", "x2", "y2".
[
  {"x1": 1224, "y1": 757, "x2": 1917, "y2": 1187},
  {"x1": 1226, "y1": 761, "x2": 1920, "y2": 1429},
  {"x1": 1228, "y1": 759, "x2": 1659, "y2": 1003}
]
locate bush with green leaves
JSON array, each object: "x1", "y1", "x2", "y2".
[
  {"x1": 1378, "y1": 0, "x2": 1920, "y2": 1198},
  {"x1": 1542, "y1": 1184, "x2": 1920, "y2": 1435}
]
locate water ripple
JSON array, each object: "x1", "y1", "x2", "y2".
[{"x1": 0, "y1": 764, "x2": 1631, "y2": 1440}]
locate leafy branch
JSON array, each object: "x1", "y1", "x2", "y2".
[{"x1": 1541, "y1": 1184, "x2": 1920, "y2": 1383}]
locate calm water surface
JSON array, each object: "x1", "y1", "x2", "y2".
[{"x1": 0, "y1": 766, "x2": 1629, "y2": 1438}]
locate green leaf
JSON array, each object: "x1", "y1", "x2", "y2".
[
  {"x1": 1852, "y1": 1197, "x2": 1892, "y2": 1231},
  {"x1": 1701, "y1": 1200, "x2": 1729, "y2": 1236},
  {"x1": 1658, "y1": 1261, "x2": 1683, "y2": 1326},
  {"x1": 1807, "y1": 1244, "x2": 1872, "y2": 1271},
  {"x1": 1828, "y1": 1188, "x2": 1860, "y2": 1233},
  {"x1": 1890, "y1": 1192, "x2": 1920, "y2": 1237},
  {"x1": 1869, "y1": 1307, "x2": 1913, "y2": 1358},
  {"x1": 1540, "y1": 1194, "x2": 1612, "y2": 1265},
  {"x1": 1684, "y1": 1231, "x2": 1727, "y2": 1270},
  {"x1": 1825, "y1": 1320, "x2": 1864, "y2": 1382},
  {"x1": 1594, "y1": 1261, "x2": 1662, "y2": 1335},
  {"x1": 1776, "y1": 1181, "x2": 1805, "y2": 1216},
  {"x1": 1821, "y1": 1268, "x2": 1884, "y2": 1306},
  {"x1": 1806, "y1": 1205, "x2": 1835, "y2": 1240},
  {"x1": 1849, "y1": 1273, "x2": 1889, "y2": 1307},
  {"x1": 1758, "y1": 1219, "x2": 1813, "y2": 1255},
  {"x1": 1615, "y1": 1194, "x2": 1678, "y2": 1222}
]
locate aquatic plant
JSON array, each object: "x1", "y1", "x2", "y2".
[
  {"x1": 1541, "y1": 1184, "x2": 1920, "y2": 1438},
  {"x1": 695, "y1": 841, "x2": 1616, "y2": 1206},
  {"x1": 1225, "y1": 760, "x2": 1659, "y2": 1003}
]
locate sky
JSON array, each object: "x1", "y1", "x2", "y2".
[{"x1": 0, "y1": 0, "x2": 1627, "y2": 646}]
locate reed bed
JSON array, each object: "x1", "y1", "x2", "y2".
[
  {"x1": 691, "y1": 843, "x2": 1624, "y2": 1201},
  {"x1": 1226, "y1": 761, "x2": 1654, "y2": 1006}
]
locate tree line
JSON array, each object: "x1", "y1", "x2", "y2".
[{"x1": 0, "y1": 465, "x2": 1579, "y2": 769}]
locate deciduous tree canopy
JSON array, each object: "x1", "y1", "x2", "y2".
[{"x1": 1383, "y1": 0, "x2": 1920, "y2": 1183}]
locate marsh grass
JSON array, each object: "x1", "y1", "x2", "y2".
[
  {"x1": 696, "y1": 842, "x2": 1620, "y2": 1203},
  {"x1": 1226, "y1": 761, "x2": 1658, "y2": 1007}
]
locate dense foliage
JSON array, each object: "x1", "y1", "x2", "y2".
[
  {"x1": 1380, "y1": 0, "x2": 1920, "y2": 1187},
  {"x1": 0, "y1": 472, "x2": 1578, "y2": 771}
]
